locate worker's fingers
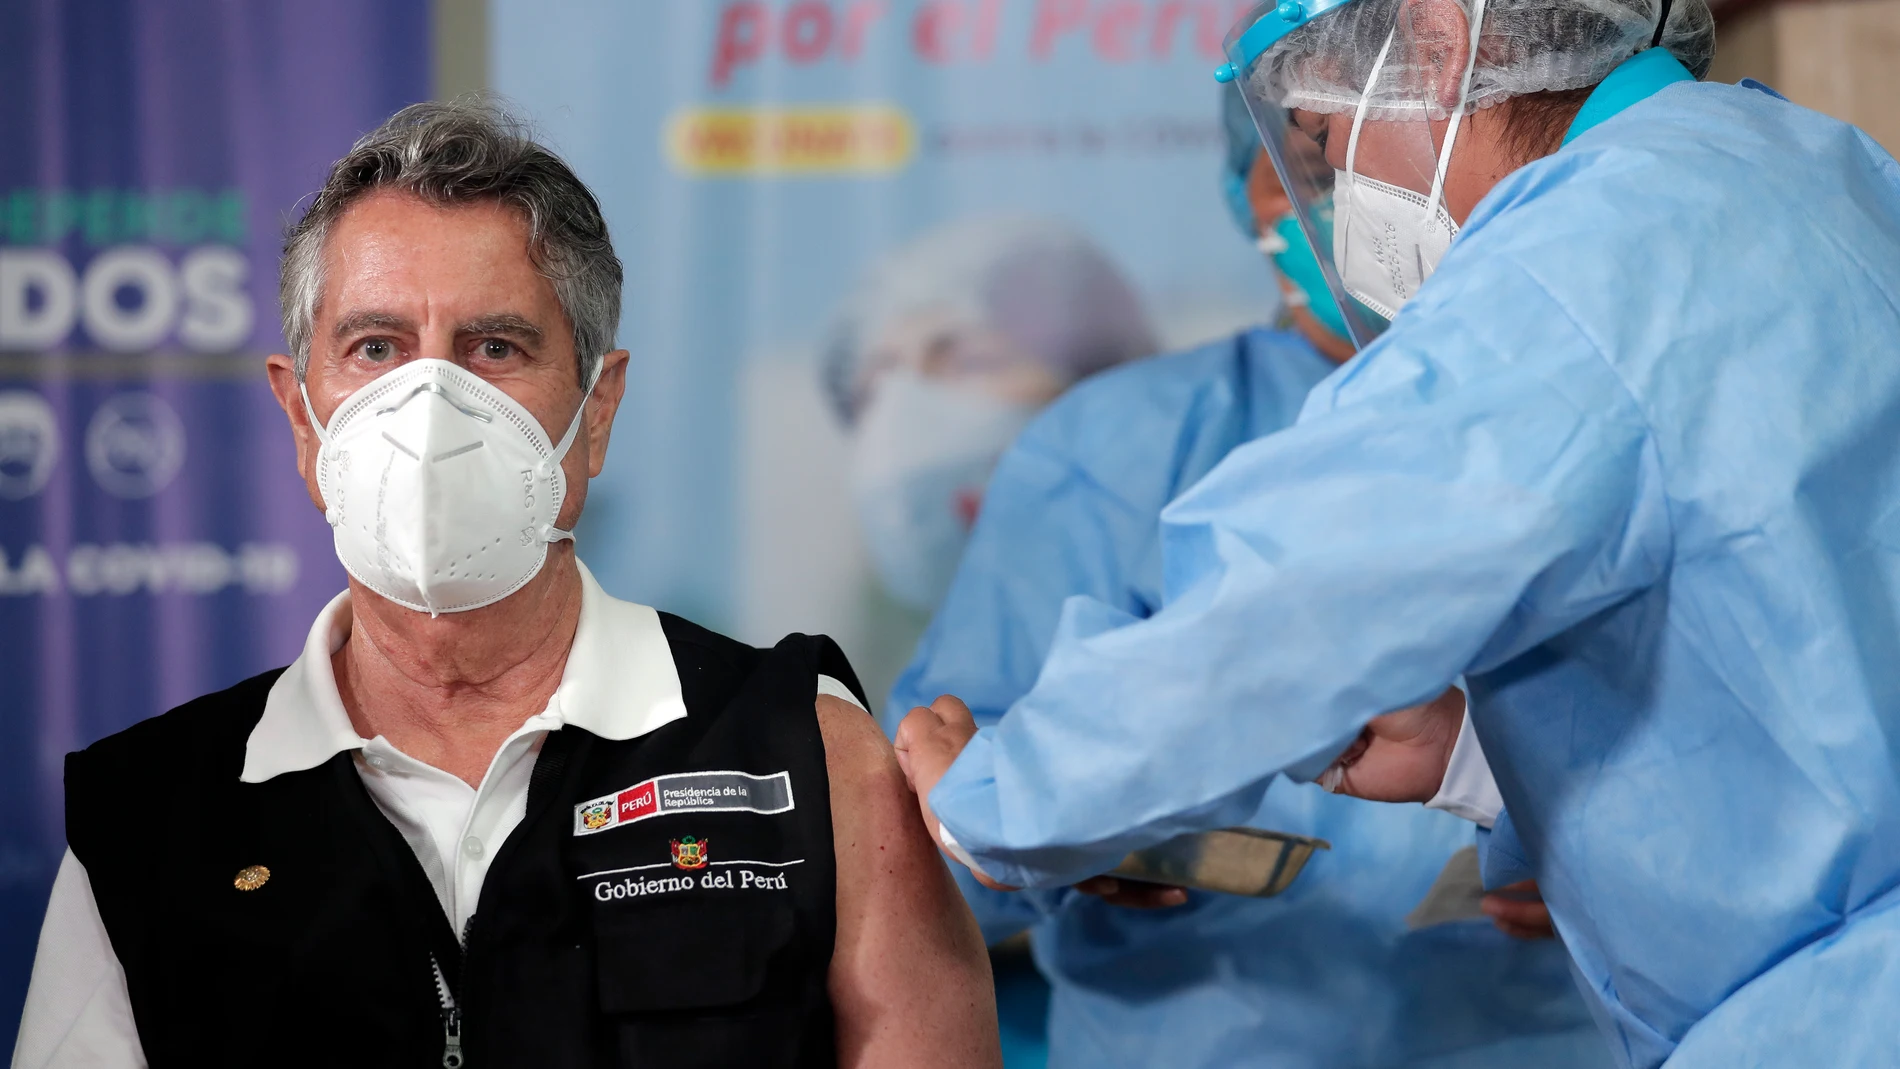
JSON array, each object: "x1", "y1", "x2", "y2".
[
  {"x1": 893, "y1": 695, "x2": 977, "y2": 780},
  {"x1": 927, "y1": 693, "x2": 979, "y2": 733},
  {"x1": 1483, "y1": 880, "x2": 1555, "y2": 939},
  {"x1": 1484, "y1": 902, "x2": 1554, "y2": 930},
  {"x1": 894, "y1": 699, "x2": 1007, "y2": 887},
  {"x1": 893, "y1": 703, "x2": 950, "y2": 783},
  {"x1": 1482, "y1": 896, "x2": 1553, "y2": 927},
  {"x1": 1074, "y1": 876, "x2": 1189, "y2": 909},
  {"x1": 970, "y1": 867, "x2": 1021, "y2": 892},
  {"x1": 1491, "y1": 917, "x2": 1556, "y2": 940}
]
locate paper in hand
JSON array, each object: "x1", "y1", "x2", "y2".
[{"x1": 1405, "y1": 845, "x2": 1487, "y2": 929}]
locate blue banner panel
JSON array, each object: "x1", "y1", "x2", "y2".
[{"x1": 0, "y1": 0, "x2": 428, "y2": 1047}]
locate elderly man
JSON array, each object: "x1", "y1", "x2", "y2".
[{"x1": 11, "y1": 102, "x2": 997, "y2": 1069}]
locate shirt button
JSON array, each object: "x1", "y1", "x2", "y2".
[
  {"x1": 462, "y1": 836, "x2": 484, "y2": 858},
  {"x1": 365, "y1": 755, "x2": 388, "y2": 771}
]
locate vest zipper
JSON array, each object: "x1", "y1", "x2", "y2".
[{"x1": 431, "y1": 954, "x2": 464, "y2": 1069}]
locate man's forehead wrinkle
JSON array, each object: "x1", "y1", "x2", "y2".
[
  {"x1": 331, "y1": 310, "x2": 415, "y2": 339},
  {"x1": 458, "y1": 313, "x2": 547, "y2": 341}
]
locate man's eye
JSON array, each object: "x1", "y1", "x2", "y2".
[
  {"x1": 358, "y1": 338, "x2": 397, "y2": 362},
  {"x1": 479, "y1": 339, "x2": 516, "y2": 360}
]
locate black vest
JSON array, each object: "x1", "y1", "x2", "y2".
[{"x1": 65, "y1": 614, "x2": 866, "y2": 1069}]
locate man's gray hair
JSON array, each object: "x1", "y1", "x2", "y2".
[{"x1": 280, "y1": 101, "x2": 622, "y2": 383}]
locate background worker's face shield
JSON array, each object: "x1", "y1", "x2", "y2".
[{"x1": 1221, "y1": 0, "x2": 1487, "y2": 339}]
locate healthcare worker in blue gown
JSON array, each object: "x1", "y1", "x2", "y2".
[
  {"x1": 890, "y1": 83, "x2": 1611, "y2": 1069},
  {"x1": 893, "y1": 0, "x2": 1900, "y2": 1064}
]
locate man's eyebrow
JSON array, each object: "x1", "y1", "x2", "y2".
[
  {"x1": 332, "y1": 310, "x2": 414, "y2": 339},
  {"x1": 457, "y1": 314, "x2": 545, "y2": 342}
]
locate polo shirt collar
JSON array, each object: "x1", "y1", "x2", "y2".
[{"x1": 242, "y1": 560, "x2": 687, "y2": 783}]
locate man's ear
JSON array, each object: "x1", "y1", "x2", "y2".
[
  {"x1": 265, "y1": 353, "x2": 320, "y2": 489},
  {"x1": 584, "y1": 349, "x2": 631, "y2": 479},
  {"x1": 1402, "y1": 0, "x2": 1474, "y2": 112}
]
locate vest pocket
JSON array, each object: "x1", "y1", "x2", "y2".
[
  {"x1": 595, "y1": 897, "x2": 797, "y2": 1013},
  {"x1": 596, "y1": 898, "x2": 815, "y2": 1066}
]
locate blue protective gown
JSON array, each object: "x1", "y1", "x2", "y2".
[
  {"x1": 896, "y1": 329, "x2": 1611, "y2": 1068},
  {"x1": 929, "y1": 82, "x2": 1900, "y2": 1068}
]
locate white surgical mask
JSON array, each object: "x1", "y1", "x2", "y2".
[
  {"x1": 301, "y1": 358, "x2": 599, "y2": 616},
  {"x1": 849, "y1": 370, "x2": 1038, "y2": 612},
  {"x1": 1333, "y1": 0, "x2": 1483, "y2": 320}
]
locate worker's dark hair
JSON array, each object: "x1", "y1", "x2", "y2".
[{"x1": 1497, "y1": 86, "x2": 1596, "y2": 165}]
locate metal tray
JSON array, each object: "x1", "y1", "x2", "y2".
[{"x1": 1108, "y1": 827, "x2": 1331, "y2": 898}]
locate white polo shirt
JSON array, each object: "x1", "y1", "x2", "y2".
[{"x1": 12, "y1": 562, "x2": 864, "y2": 1069}]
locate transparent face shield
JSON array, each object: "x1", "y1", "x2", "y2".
[{"x1": 1221, "y1": 0, "x2": 1485, "y2": 336}]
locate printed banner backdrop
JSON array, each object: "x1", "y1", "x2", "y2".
[
  {"x1": 491, "y1": 0, "x2": 1284, "y2": 712},
  {"x1": 0, "y1": 0, "x2": 427, "y2": 1046}
]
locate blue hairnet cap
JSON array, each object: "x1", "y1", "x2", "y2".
[{"x1": 1220, "y1": 82, "x2": 1261, "y2": 239}]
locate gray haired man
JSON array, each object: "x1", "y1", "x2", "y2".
[{"x1": 12, "y1": 103, "x2": 999, "y2": 1069}]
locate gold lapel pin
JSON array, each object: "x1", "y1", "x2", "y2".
[{"x1": 233, "y1": 865, "x2": 271, "y2": 891}]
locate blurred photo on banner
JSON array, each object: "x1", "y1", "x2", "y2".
[
  {"x1": 825, "y1": 217, "x2": 1156, "y2": 639},
  {"x1": 492, "y1": 0, "x2": 1280, "y2": 710},
  {"x1": 0, "y1": 0, "x2": 428, "y2": 1047}
]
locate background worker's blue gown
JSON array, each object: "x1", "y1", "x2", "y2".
[
  {"x1": 928, "y1": 82, "x2": 1900, "y2": 1069},
  {"x1": 895, "y1": 329, "x2": 1610, "y2": 1068}
]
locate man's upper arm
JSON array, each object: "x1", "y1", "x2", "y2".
[{"x1": 816, "y1": 696, "x2": 1000, "y2": 1069}]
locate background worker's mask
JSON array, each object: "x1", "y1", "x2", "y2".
[
  {"x1": 301, "y1": 358, "x2": 600, "y2": 616},
  {"x1": 1257, "y1": 198, "x2": 1358, "y2": 339},
  {"x1": 849, "y1": 369, "x2": 1037, "y2": 612}
]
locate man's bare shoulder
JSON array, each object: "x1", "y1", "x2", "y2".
[
  {"x1": 814, "y1": 695, "x2": 955, "y2": 905},
  {"x1": 814, "y1": 695, "x2": 1001, "y2": 1068},
  {"x1": 814, "y1": 696, "x2": 899, "y2": 791}
]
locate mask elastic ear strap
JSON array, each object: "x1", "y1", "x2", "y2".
[
  {"x1": 1342, "y1": 28, "x2": 1398, "y2": 276},
  {"x1": 299, "y1": 380, "x2": 332, "y2": 445},
  {"x1": 543, "y1": 359, "x2": 607, "y2": 544},
  {"x1": 1424, "y1": 0, "x2": 1488, "y2": 222},
  {"x1": 551, "y1": 359, "x2": 605, "y2": 462},
  {"x1": 1345, "y1": 29, "x2": 1396, "y2": 184}
]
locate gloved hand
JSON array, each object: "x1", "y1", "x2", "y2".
[
  {"x1": 1073, "y1": 877, "x2": 1188, "y2": 909},
  {"x1": 1319, "y1": 686, "x2": 1465, "y2": 803}
]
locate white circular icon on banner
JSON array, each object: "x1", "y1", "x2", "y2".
[
  {"x1": 0, "y1": 391, "x2": 60, "y2": 500},
  {"x1": 86, "y1": 392, "x2": 186, "y2": 499}
]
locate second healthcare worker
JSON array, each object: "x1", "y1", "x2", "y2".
[
  {"x1": 889, "y1": 85, "x2": 1610, "y2": 1068},
  {"x1": 824, "y1": 218, "x2": 1157, "y2": 616},
  {"x1": 897, "y1": 0, "x2": 1900, "y2": 1064}
]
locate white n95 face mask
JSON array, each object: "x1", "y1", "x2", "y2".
[
  {"x1": 849, "y1": 369, "x2": 1038, "y2": 612},
  {"x1": 301, "y1": 358, "x2": 599, "y2": 616},
  {"x1": 1334, "y1": 170, "x2": 1459, "y2": 320}
]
